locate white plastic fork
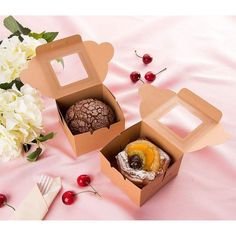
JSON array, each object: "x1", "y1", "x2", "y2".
[{"x1": 38, "y1": 175, "x2": 53, "y2": 195}]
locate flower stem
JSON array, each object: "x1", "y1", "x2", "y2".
[
  {"x1": 134, "y1": 50, "x2": 143, "y2": 58},
  {"x1": 155, "y1": 67, "x2": 167, "y2": 75}
]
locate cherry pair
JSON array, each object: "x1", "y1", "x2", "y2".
[
  {"x1": 0, "y1": 194, "x2": 15, "y2": 211},
  {"x1": 130, "y1": 68, "x2": 167, "y2": 83},
  {"x1": 62, "y1": 174, "x2": 100, "y2": 205}
]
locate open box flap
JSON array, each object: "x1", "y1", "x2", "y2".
[
  {"x1": 20, "y1": 35, "x2": 114, "y2": 99},
  {"x1": 139, "y1": 84, "x2": 229, "y2": 153}
]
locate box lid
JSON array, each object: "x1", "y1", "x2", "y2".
[
  {"x1": 20, "y1": 35, "x2": 114, "y2": 99},
  {"x1": 139, "y1": 84, "x2": 229, "y2": 153}
]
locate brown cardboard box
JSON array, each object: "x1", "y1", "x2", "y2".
[
  {"x1": 100, "y1": 84, "x2": 229, "y2": 206},
  {"x1": 21, "y1": 35, "x2": 125, "y2": 156}
]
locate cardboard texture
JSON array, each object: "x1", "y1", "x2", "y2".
[
  {"x1": 21, "y1": 35, "x2": 125, "y2": 156},
  {"x1": 100, "y1": 84, "x2": 229, "y2": 206}
]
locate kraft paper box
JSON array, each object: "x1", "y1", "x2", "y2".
[
  {"x1": 21, "y1": 35, "x2": 125, "y2": 156},
  {"x1": 100, "y1": 84, "x2": 229, "y2": 206}
]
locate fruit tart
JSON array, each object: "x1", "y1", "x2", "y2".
[{"x1": 116, "y1": 139, "x2": 170, "y2": 187}]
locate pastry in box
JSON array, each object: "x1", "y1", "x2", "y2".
[
  {"x1": 100, "y1": 84, "x2": 229, "y2": 206},
  {"x1": 21, "y1": 35, "x2": 125, "y2": 156}
]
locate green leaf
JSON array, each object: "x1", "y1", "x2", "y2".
[
  {"x1": 2, "y1": 16, "x2": 58, "y2": 45},
  {"x1": 3, "y1": 16, "x2": 31, "y2": 35},
  {"x1": 37, "y1": 132, "x2": 56, "y2": 142},
  {"x1": 29, "y1": 31, "x2": 58, "y2": 43},
  {"x1": 0, "y1": 82, "x2": 14, "y2": 90},
  {"x1": 27, "y1": 147, "x2": 42, "y2": 162},
  {"x1": 0, "y1": 31, "x2": 24, "y2": 44},
  {"x1": 29, "y1": 31, "x2": 45, "y2": 40},
  {"x1": 23, "y1": 143, "x2": 31, "y2": 153},
  {"x1": 56, "y1": 58, "x2": 64, "y2": 68},
  {"x1": 0, "y1": 79, "x2": 24, "y2": 90},
  {"x1": 8, "y1": 31, "x2": 24, "y2": 42},
  {"x1": 41, "y1": 32, "x2": 58, "y2": 42}
]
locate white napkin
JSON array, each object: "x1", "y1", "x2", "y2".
[{"x1": 12, "y1": 176, "x2": 61, "y2": 220}]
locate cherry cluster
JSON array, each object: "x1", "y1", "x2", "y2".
[{"x1": 130, "y1": 50, "x2": 167, "y2": 83}]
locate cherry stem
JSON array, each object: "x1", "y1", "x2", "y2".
[
  {"x1": 155, "y1": 67, "x2": 167, "y2": 75},
  {"x1": 138, "y1": 78, "x2": 144, "y2": 84},
  {"x1": 134, "y1": 50, "x2": 143, "y2": 58},
  {"x1": 87, "y1": 183, "x2": 102, "y2": 197},
  {"x1": 4, "y1": 202, "x2": 15, "y2": 211},
  {"x1": 74, "y1": 190, "x2": 97, "y2": 196}
]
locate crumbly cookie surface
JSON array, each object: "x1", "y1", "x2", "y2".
[{"x1": 65, "y1": 98, "x2": 115, "y2": 134}]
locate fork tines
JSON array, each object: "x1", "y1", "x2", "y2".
[{"x1": 38, "y1": 175, "x2": 53, "y2": 195}]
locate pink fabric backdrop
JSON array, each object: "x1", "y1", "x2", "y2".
[{"x1": 0, "y1": 16, "x2": 235, "y2": 220}]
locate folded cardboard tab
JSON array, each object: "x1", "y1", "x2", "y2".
[
  {"x1": 139, "y1": 84, "x2": 229, "y2": 153},
  {"x1": 20, "y1": 35, "x2": 125, "y2": 156},
  {"x1": 21, "y1": 35, "x2": 114, "y2": 99}
]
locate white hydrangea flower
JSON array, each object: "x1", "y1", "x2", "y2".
[
  {"x1": 0, "y1": 84, "x2": 44, "y2": 161},
  {"x1": 0, "y1": 33, "x2": 52, "y2": 162},
  {"x1": 19, "y1": 35, "x2": 47, "y2": 59},
  {"x1": 0, "y1": 35, "x2": 46, "y2": 83},
  {"x1": 0, "y1": 125, "x2": 21, "y2": 162}
]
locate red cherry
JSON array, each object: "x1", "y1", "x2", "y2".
[
  {"x1": 62, "y1": 189, "x2": 100, "y2": 206},
  {"x1": 62, "y1": 191, "x2": 75, "y2": 205},
  {"x1": 77, "y1": 174, "x2": 91, "y2": 187},
  {"x1": 142, "y1": 54, "x2": 153, "y2": 64},
  {"x1": 144, "y1": 68, "x2": 167, "y2": 82},
  {"x1": 77, "y1": 174, "x2": 101, "y2": 197},
  {"x1": 144, "y1": 71, "x2": 156, "y2": 82},
  {"x1": 135, "y1": 50, "x2": 153, "y2": 65},
  {"x1": 0, "y1": 193, "x2": 15, "y2": 211},
  {"x1": 0, "y1": 194, "x2": 7, "y2": 208},
  {"x1": 130, "y1": 71, "x2": 142, "y2": 83}
]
